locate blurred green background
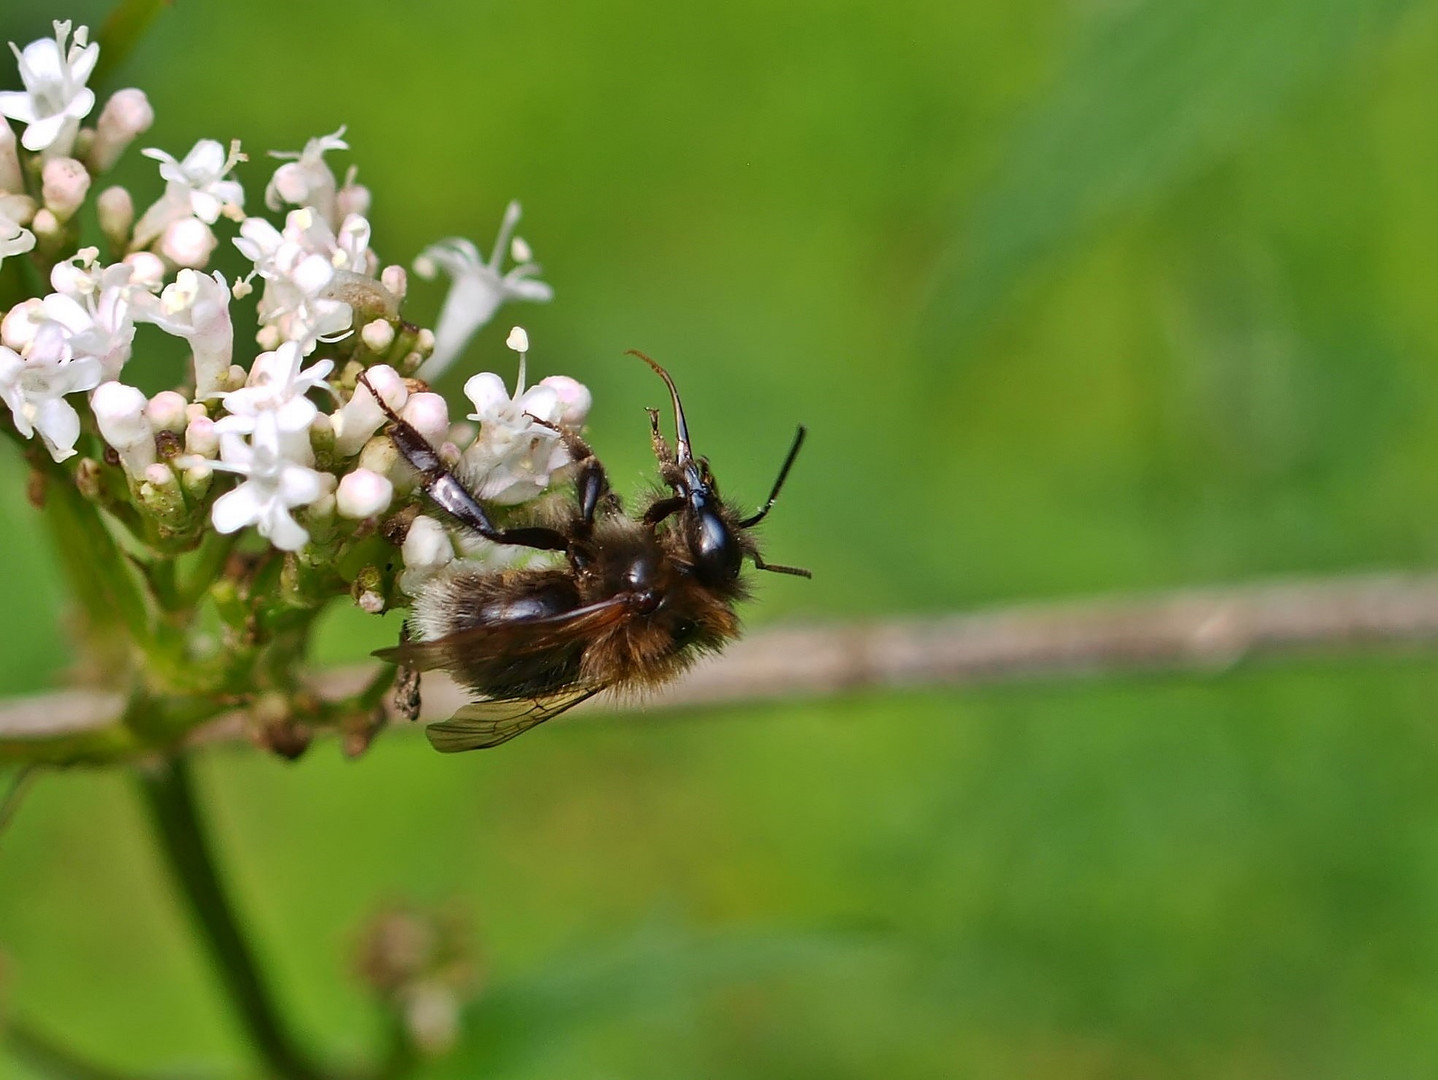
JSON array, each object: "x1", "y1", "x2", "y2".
[{"x1": 6, "y1": 0, "x2": 1438, "y2": 1075}]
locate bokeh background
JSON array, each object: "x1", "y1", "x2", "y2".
[{"x1": 6, "y1": 0, "x2": 1438, "y2": 1075}]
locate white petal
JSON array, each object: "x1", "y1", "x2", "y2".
[
  {"x1": 463, "y1": 372, "x2": 510, "y2": 419},
  {"x1": 261, "y1": 506, "x2": 308, "y2": 551},
  {"x1": 212, "y1": 484, "x2": 261, "y2": 533}
]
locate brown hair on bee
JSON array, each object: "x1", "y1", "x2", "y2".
[{"x1": 369, "y1": 353, "x2": 808, "y2": 751}]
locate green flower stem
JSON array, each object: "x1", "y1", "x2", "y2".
[
  {"x1": 135, "y1": 756, "x2": 328, "y2": 1080},
  {"x1": 36, "y1": 454, "x2": 151, "y2": 650}
]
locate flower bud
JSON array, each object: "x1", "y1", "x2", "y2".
[
  {"x1": 361, "y1": 319, "x2": 395, "y2": 353},
  {"x1": 123, "y1": 250, "x2": 167, "y2": 288},
  {"x1": 337, "y1": 468, "x2": 394, "y2": 519},
  {"x1": 93, "y1": 381, "x2": 155, "y2": 477},
  {"x1": 160, "y1": 217, "x2": 218, "y2": 269},
  {"x1": 185, "y1": 415, "x2": 219, "y2": 458},
  {"x1": 381, "y1": 264, "x2": 408, "y2": 301},
  {"x1": 334, "y1": 365, "x2": 407, "y2": 457},
  {"x1": 89, "y1": 89, "x2": 154, "y2": 173},
  {"x1": 30, "y1": 209, "x2": 62, "y2": 244},
  {"x1": 97, "y1": 186, "x2": 134, "y2": 249},
  {"x1": 146, "y1": 390, "x2": 189, "y2": 434},
  {"x1": 358, "y1": 433, "x2": 399, "y2": 476},
  {"x1": 1, "y1": 299, "x2": 43, "y2": 352},
  {"x1": 401, "y1": 393, "x2": 451, "y2": 448},
  {"x1": 139, "y1": 464, "x2": 185, "y2": 524},
  {"x1": 336, "y1": 180, "x2": 370, "y2": 220},
  {"x1": 539, "y1": 375, "x2": 592, "y2": 427},
  {"x1": 182, "y1": 463, "x2": 213, "y2": 501},
  {"x1": 40, "y1": 158, "x2": 90, "y2": 222},
  {"x1": 401, "y1": 515, "x2": 454, "y2": 591}
]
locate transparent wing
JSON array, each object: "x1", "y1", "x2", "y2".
[{"x1": 424, "y1": 685, "x2": 605, "y2": 752}]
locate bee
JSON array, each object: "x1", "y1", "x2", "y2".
[{"x1": 367, "y1": 353, "x2": 808, "y2": 751}]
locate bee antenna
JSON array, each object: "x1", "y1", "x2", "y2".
[
  {"x1": 740, "y1": 425, "x2": 806, "y2": 529},
  {"x1": 628, "y1": 350, "x2": 692, "y2": 464}
]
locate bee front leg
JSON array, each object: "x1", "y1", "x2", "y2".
[{"x1": 528, "y1": 417, "x2": 612, "y2": 530}]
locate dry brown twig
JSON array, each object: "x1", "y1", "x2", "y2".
[{"x1": 3, "y1": 570, "x2": 1438, "y2": 746}]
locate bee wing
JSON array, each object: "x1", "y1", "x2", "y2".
[
  {"x1": 425, "y1": 685, "x2": 606, "y2": 752},
  {"x1": 373, "y1": 598, "x2": 630, "y2": 674}
]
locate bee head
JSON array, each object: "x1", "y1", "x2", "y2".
[{"x1": 638, "y1": 353, "x2": 744, "y2": 585}]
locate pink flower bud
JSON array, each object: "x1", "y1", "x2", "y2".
[
  {"x1": 185, "y1": 415, "x2": 219, "y2": 458},
  {"x1": 539, "y1": 375, "x2": 592, "y2": 427},
  {"x1": 336, "y1": 468, "x2": 394, "y2": 519},
  {"x1": 97, "y1": 186, "x2": 134, "y2": 247},
  {"x1": 123, "y1": 250, "x2": 167, "y2": 288},
  {"x1": 89, "y1": 89, "x2": 154, "y2": 173},
  {"x1": 146, "y1": 390, "x2": 189, "y2": 434},
  {"x1": 160, "y1": 217, "x2": 218, "y2": 269},
  {"x1": 401, "y1": 392, "x2": 451, "y2": 447},
  {"x1": 41, "y1": 158, "x2": 91, "y2": 222}
]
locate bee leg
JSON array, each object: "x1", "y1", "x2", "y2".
[
  {"x1": 643, "y1": 496, "x2": 685, "y2": 525},
  {"x1": 527, "y1": 417, "x2": 612, "y2": 530},
  {"x1": 381, "y1": 409, "x2": 571, "y2": 551},
  {"x1": 753, "y1": 552, "x2": 813, "y2": 579},
  {"x1": 393, "y1": 625, "x2": 422, "y2": 723}
]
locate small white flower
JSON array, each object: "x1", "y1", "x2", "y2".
[
  {"x1": 208, "y1": 411, "x2": 326, "y2": 552},
  {"x1": 0, "y1": 21, "x2": 99, "y2": 154},
  {"x1": 0, "y1": 323, "x2": 102, "y2": 461},
  {"x1": 415, "y1": 201, "x2": 553, "y2": 379},
  {"x1": 134, "y1": 269, "x2": 235, "y2": 398},
  {"x1": 234, "y1": 207, "x2": 373, "y2": 353},
  {"x1": 265, "y1": 126, "x2": 347, "y2": 224},
  {"x1": 216, "y1": 341, "x2": 333, "y2": 437},
  {"x1": 40, "y1": 252, "x2": 146, "y2": 381},
  {"x1": 459, "y1": 344, "x2": 571, "y2": 505},
  {"x1": 143, "y1": 139, "x2": 245, "y2": 223},
  {"x1": 132, "y1": 139, "x2": 245, "y2": 250}
]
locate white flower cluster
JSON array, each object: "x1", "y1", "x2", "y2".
[{"x1": 0, "y1": 19, "x2": 585, "y2": 582}]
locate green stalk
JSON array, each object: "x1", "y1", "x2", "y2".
[{"x1": 134, "y1": 757, "x2": 327, "y2": 1080}]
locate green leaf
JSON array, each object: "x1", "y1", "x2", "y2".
[{"x1": 924, "y1": 0, "x2": 1423, "y2": 349}]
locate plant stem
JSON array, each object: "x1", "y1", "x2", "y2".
[{"x1": 134, "y1": 756, "x2": 326, "y2": 1080}]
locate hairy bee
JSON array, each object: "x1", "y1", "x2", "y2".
[{"x1": 368, "y1": 353, "x2": 808, "y2": 751}]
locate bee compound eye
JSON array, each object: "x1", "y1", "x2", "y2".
[{"x1": 692, "y1": 509, "x2": 742, "y2": 583}]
